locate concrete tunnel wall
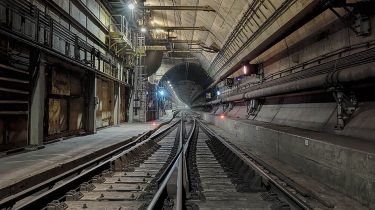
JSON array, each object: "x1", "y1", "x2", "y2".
[{"x1": 198, "y1": 109, "x2": 375, "y2": 208}]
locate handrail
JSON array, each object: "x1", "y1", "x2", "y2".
[{"x1": 0, "y1": 0, "x2": 132, "y2": 83}]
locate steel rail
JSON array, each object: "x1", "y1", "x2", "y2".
[
  {"x1": 176, "y1": 117, "x2": 184, "y2": 210},
  {"x1": 148, "y1": 119, "x2": 184, "y2": 210},
  {"x1": 156, "y1": 119, "x2": 183, "y2": 185},
  {"x1": 0, "y1": 116, "x2": 179, "y2": 210},
  {"x1": 196, "y1": 119, "x2": 313, "y2": 210},
  {"x1": 147, "y1": 116, "x2": 196, "y2": 210}
]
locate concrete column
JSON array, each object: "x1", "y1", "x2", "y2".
[
  {"x1": 28, "y1": 57, "x2": 46, "y2": 146},
  {"x1": 87, "y1": 72, "x2": 97, "y2": 134},
  {"x1": 113, "y1": 82, "x2": 121, "y2": 126},
  {"x1": 129, "y1": 91, "x2": 134, "y2": 123}
]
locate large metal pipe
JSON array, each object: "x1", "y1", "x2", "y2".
[
  {"x1": 222, "y1": 93, "x2": 245, "y2": 102},
  {"x1": 200, "y1": 61, "x2": 375, "y2": 106},
  {"x1": 244, "y1": 74, "x2": 325, "y2": 99},
  {"x1": 207, "y1": 99, "x2": 221, "y2": 105},
  {"x1": 235, "y1": 62, "x2": 375, "y2": 100}
]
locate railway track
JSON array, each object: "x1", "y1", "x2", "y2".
[
  {"x1": 0, "y1": 113, "x2": 332, "y2": 210},
  {"x1": 187, "y1": 127, "x2": 273, "y2": 209},
  {"x1": 0, "y1": 115, "x2": 181, "y2": 210}
]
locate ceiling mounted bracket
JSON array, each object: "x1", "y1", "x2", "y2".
[
  {"x1": 328, "y1": 0, "x2": 372, "y2": 36},
  {"x1": 327, "y1": 87, "x2": 358, "y2": 130},
  {"x1": 140, "y1": 5, "x2": 215, "y2": 12}
]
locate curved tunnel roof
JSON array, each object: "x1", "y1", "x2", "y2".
[
  {"x1": 159, "y1": 62, "x2": 213, "y2": 105},
  {"x1": 160, "y1": 62, "x2": 212, "y2": 87}
]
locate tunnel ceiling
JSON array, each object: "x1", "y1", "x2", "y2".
[
  {"x1": 160, "y1": 62, "x2": 212, "y2": 105},
  {"x1": 106, "y1": 0, "x2": 325, "y2": 95},
  {"x1": 144, "y1": 0, "x2": 248, "y2": 76},
  {"x1": 139, "y1": 0, "x2": 322, "y2": 86}
]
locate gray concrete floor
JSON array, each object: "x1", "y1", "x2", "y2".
[
  {"x1": 205, "y1": 123, "x2": 370, "y2": 210},
  {"x1": 0, "y1": 120, "x2": 167, "y2": 192}
]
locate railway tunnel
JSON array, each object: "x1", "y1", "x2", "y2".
[{"x1": 0, "y1": 0, "x2": 375, "y2": 209}]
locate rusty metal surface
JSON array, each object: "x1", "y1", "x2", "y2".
[
  {"x1": 96, "y1": 78, "x2": 114, "y2": 128},
  {"x1": 48, "y1": 99, "x2": 61, "y2": 135},
  {"x1": 51, "y1": 69, "x2": 70, "y2": 96},
  {"x1": 69, "y1": 98, "x2": 84, "y2": 131}
]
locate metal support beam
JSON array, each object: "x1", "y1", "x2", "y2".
[
  {"x1": 163, "y1": 57, "x2": 198, "y2": 60},
  {"x1": 86, "y1": 72, "x2": 97, "y2": 134},
  {"x1": 149, "y1": 26, "x2": 208, "y2": 31},
  {"x1": 152, "y1": 39, "x2": 202, "y2": 44},
  {"x1": 114, "y1": 82, "x2": 121, "y2": 126},
  {"x1": 168, "y1": 50, "x2": 202, "y2": 53},
  {"x1": 140, "y1": 5, "x2": 215, "y2": 12}
]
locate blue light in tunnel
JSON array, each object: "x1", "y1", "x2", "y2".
[
  {"x1": 128, "y1": 3, "x2": 135, "y2": 9},
  {"x1": 159, "y1": 90, "x2": 165, "y2": 96}
]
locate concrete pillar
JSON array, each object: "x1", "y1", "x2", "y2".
[
  {"x1": 87, "y1": 72, "x2": 97, "y2": 134},
  {"x1": 113, "y1": 82, "x2": 121, "y2": 126},
  {"x1": 28, "y1": 57, "x2": 46, "y2": 146},
  {"x1": 129, "y1": 92, "x2": 134, "y2": 123}
]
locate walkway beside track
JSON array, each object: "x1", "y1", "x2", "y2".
[{"x1": 0, "y1": 119, "x2": 170, "y2": 200}]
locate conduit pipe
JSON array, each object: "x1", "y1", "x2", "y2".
[
  {"x1": 199, "y1": 61, "x2": 375, "y2": 106},
  {"x1": 236, "y1": 62, "x2": 375, "y2": 100}
]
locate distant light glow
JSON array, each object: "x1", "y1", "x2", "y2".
[
  {"x1": 128, "y1": 3, "x2": 135, "y2": 9},
  {"x1": 152, "y1": 121, "x2": 157, "y2": 126},
  {"x1": 243, "y1": 65, "x2": 248, "y2": 74},
  {"x1": 140, "y1": 27, "x2": 147, "y2": 33},
  {"x1": 167, "y1": 81, "x2": 170, "y2": 84},
  {"x1": 220, "y1": 114, "x2": 225, "y2": 120},
  {"x1": 159, "y1": 90, "x2": 165, "y2": 96},
  {"x1": 216, "y1": 90, "x2": 221, "y2": 96}
]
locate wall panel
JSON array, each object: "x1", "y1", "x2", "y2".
[
  {"x1": 47, "y1": 67, "x2": 85, "y2": 139},
  {"x1": 120, "y1": 85, "x2": 126, "y2": 122},
  {"x1": 48, "y1": 99, "x2": 61, "y2": 135},
  {"x1": 69, "y1": 98, "x2": 84, "y2": 131}
]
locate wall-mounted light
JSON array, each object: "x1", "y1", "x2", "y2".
[
  {"x1": 242, "y1": 63, "x2": 258, "y2": 76},
  {"x1": 128, "y1": 3, "x2": 135, "y2": 10}
]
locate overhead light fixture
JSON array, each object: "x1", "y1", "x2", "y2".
[
  {"x1": 140, "y1": 27, "x2": 147, "y2": 33},
  {"x1": 167, "y1": 81, "x2": 170, "y2": 84},
  {"x1": 155, "y1": 29, "x2": 165, "y2": 33},
  {"x1": 128, "y1": 3, "x2": 135, "y2": 10}
]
